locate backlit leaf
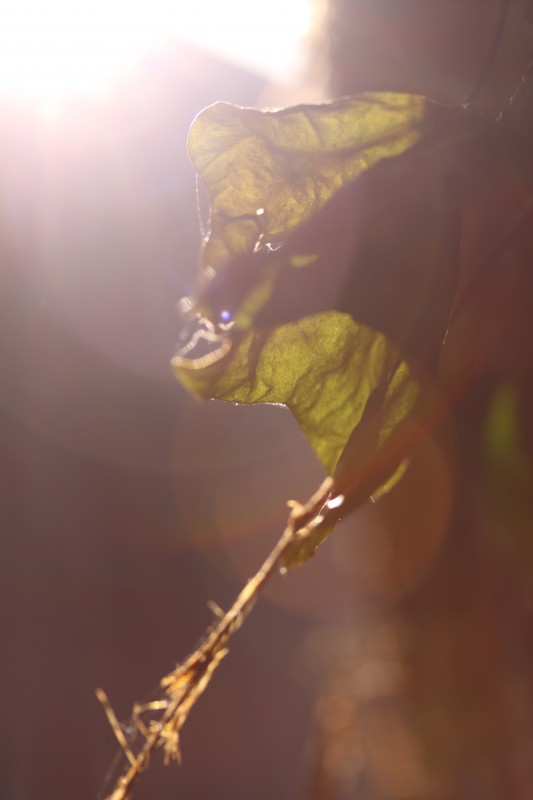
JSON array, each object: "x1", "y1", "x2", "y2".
[
  {"x1": 177, "y1": 311, "x2": 418, "y2": 476},
  {"x1": 187, "y1": 92, "x2": 430, "y2": 269},
  {"x1": 174, "y1": 92, "x2": 465, "y2": 549}
]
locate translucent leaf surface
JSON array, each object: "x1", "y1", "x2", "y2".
[
  {"x1": 174, "y1": 92, "x2": 463, "y2": 525},
  {"x1": 188, "y1": 93, "x2": 429, "y2": 268},
  {"x1": 177, "y1": 311, "x2": 418, "y2": 475}
]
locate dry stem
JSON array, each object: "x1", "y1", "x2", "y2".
[{"x1": 98, "y1": 477, "x2": 334, "y2": 800}]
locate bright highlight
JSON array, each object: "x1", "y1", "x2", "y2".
[{"x1": 0, "y1": 0, "x2": 312, "y2": 114}]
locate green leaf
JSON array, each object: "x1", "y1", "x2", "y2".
[
  {"x1": 175, "y1": 310, "x2": 420, "y2": 568},
  {"x1": 174, "y1": 92, "x2": 464, "y2": 543},
  {"x1": 188, "y1": 92, "x2": 430, "y2": 269},
  {"x1": 177, "y1": 310, "x2": 418, "y2": 475}
]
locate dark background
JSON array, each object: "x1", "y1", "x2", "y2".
[{"x1": 3, "y1": 3, "x2": 533, "y2": 800}]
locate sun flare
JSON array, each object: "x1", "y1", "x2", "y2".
[{"x1": 0, "y1": 0, "x2": 312, "y2": 114}]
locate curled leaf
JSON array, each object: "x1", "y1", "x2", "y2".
[
  {"x1": 187, "y1": 92, "x2": 431, "y2": 269},
  {"x1": 175, "y1": 92, "x2": 466, "y2": 541}
]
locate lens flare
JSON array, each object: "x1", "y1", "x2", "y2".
[{"x1": 0, "y1": 0, "x2": 312, "y2": 114}]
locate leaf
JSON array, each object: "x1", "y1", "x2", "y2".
[
  {"x1": 174, "y1": 92, "x2": 466, "y2": 541},
  {"x1": 177, "y1": 311, "x2": 418, "y2": 475},
  {"x1": 188, "y1": 92, "x2": 431, "y2": 269},
  {"x1": 189, "y1": 130, "x2": 462, "y2": 369}
]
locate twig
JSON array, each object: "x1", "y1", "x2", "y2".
[{"x1": 97, "y1": 477, "x2": 334, "y2": 800}]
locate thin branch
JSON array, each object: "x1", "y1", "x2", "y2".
[{"x1": 97, "y1": 477, "x2": 334, "y2": 800}]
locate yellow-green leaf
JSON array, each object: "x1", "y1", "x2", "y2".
[
  {"x1": 176, "y1": 311, "x2": 418, "y2": 475},
  {"x1": 174, "y1": 92, "x2": 464, "y2": 546},
  {"x1": 188, "y1": 92, "x2": 430, "y2": 269}
]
